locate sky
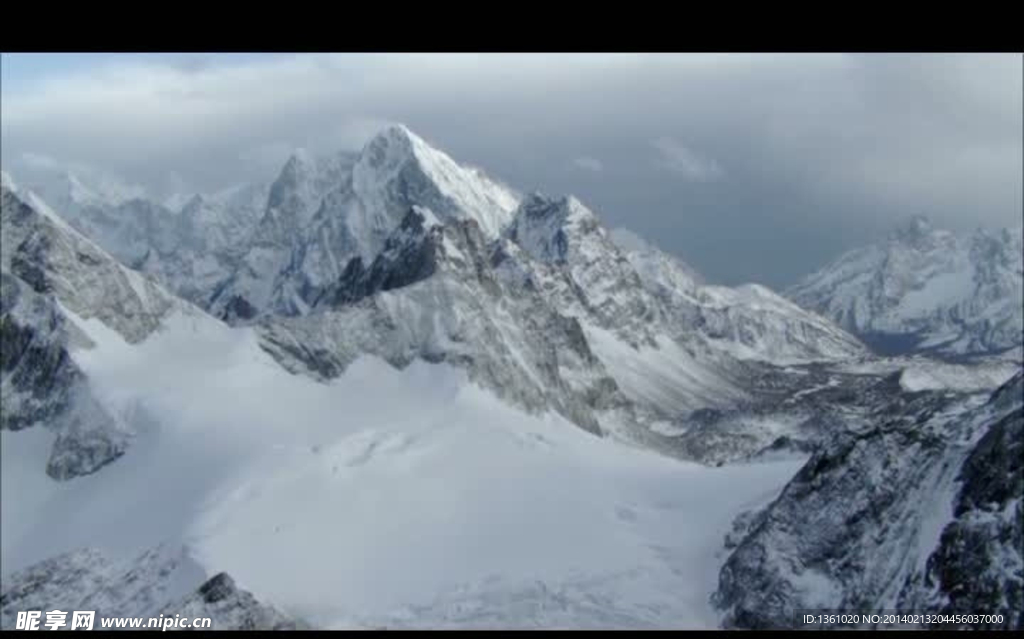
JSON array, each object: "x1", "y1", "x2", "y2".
[{"x1": 1, "y1": 52, "x2": 1021, "y2": 288}]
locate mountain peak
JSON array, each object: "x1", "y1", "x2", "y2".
[
  {"x1": 282, "y1": 148, "x2": 315, "y2": 172},
  {"x1": 375, "y1": 123, "x2": 422, "y2": 145},
  {"x1": 357, "y1": 123, "x2": 435, "y2": 175},
  {"x1": 349, "y1": 124, "x2": 519, "y2": 241},
  {"x1": 60, "y1": 170, "x2": 146, "y2": 208}
]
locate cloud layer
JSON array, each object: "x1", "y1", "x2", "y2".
[
  {"x1": 2, "y1": 53, "x2": 1020, "y2": 287},
  {"x1": 652, "y1": 138, "x2": 724, "y2": 182}
]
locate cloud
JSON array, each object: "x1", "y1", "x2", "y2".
[
  {"x1": 20, "y1": 152, "x2": 63, "y2": 171},
  {"x1": 570, "y1": 156, "x2": 604, "y2": 172},
  {"x1": 651, "y1": 138, "x2": 724, "y2": 182},
  {"x1": 14, "y1": 150, "x2": 150, "y2": 201}
]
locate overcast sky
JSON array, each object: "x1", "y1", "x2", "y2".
[{"x1": 2, "y1": 53, "x2": 1021, "y2": 287}]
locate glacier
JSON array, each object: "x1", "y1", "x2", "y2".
[{"x1": 2, "y1": 303, "x2": 805, "y2": 629}]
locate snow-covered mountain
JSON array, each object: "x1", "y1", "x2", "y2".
[
  {"x1": 269, "y1": 194, "x2": 730, "y2": 436},
  {"x1": 2, "y1": 126, "x2": 867, "y2": 441},
  {"x1": 0, "y1": 174, "x2": 192, "y2": 344},
  {"x1": 0, "y1": 214, "x2": 810, "y2": 627},
  {"x1": 14, "y1": 166, "x2": 148, "y2": 214},
  {"x1": 258, "y1": 187, "x2": 869, "y2": 449},
  {"x1": 1, "y1": 173, "x2": 206, "y2": 480},
  {"x1": 136, "y1": 184, "x2": 268, "y2": 305},
  {"x1": 7, "y1": 129, "x2": 864, "y2": 386},
  {"x1": 209, "y1": 125, "x2": 520, "y2": 319},
  {"x1": 610, "y1": 228, "x2": 866, "y2": 364},
  {"x1": 787, "y1": 215, "x2": 1024, "y2": 358},
  {"x1": 2, "y1": 173, "x2": 309, "y2": 628},
  {"x1": 261, "y1": 206, "x2": 635, "y2": 436},
  {"x1": 3, "y1": 124, "x2": 1021, "y2": 630},
  {"x1": 715, "y1": 369, "x2": 1023, "y2": 629},
  {"x1": 2, "y1": 129, "x2": 869, "y2": 470},
  {"x1": 11, "y1": 164, "x2": 270, "y2": 308}
]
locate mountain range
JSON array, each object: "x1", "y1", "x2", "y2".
[{"x1": 1, "y1": 125, "x2": 1020, "y2": 629}]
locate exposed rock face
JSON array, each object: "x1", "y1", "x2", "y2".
[
  {"x1": 162, "y1": 572, "x2": 307, "y2": 630},
  {"x1": 714, "y1": 370, "x2": 1023, "y2": 629},
  {"x1": 1, "y1": 271, "x2": 80, "y2": 432},
  {"x1": 907, "y1": 380, "x2": 1023, "y2": 628},
  {"x1": 318, "y1": 206, "x2": 446, "y2": 307},
  {"x1": 1, "y1": 271, "x2": 126, "y2": 480}
]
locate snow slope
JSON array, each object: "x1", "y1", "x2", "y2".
[
  {"x1": 609, "y1": 225, "x2": 866, "y2": 364},
  {"x1": 1, "y1": 308, "x2": 804, "y2": 629},
  {"x1": 897, "y1": 359, "x2": 1021, "y2": 392}
]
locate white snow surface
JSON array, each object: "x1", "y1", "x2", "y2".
[
  {"x1": 898, "y1": 359, "x2": 1021, "y2": 392},
  {"x1": 1, "y1": 311, "x2": 803, "y2": 629},
  {"x1": 353, "y1": 125, "x2": 519, "y2": 242},
  {"x1": 585, "y1": 324, "x2": 746, "y2": 414},
  {"x1": 608, "y1": 231, "x2": 865, "y2": 365}
]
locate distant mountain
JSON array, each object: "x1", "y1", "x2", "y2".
[
  {"x1": 11, "y1": 164, "x2": 269, "y2": 307},
  {"x1": 787, "y1": 215, "x2": 1024, "y2": 358},
  {"x1": 0, "y1": 173, "x2": 193, "y2": 344},
  {"x1": 14, "y1": 166, "x2": 147, "y2": 212}
]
